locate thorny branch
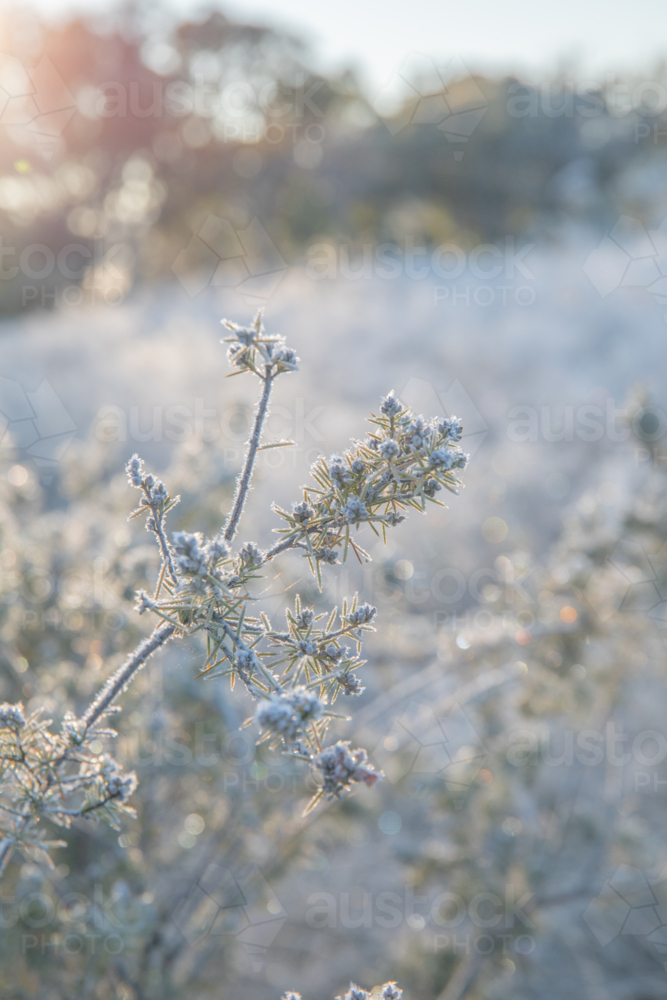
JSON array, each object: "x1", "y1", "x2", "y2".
[{"x1": 0, "y1": 308, "x2": 469, "y2": 872}]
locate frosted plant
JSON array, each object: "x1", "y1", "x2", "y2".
[
  {"x1": 283, "y1": 982, "x2": 402, "y2": 1000},
  {"x1": 0, "y1": 701, "x2": 138, "y2": 873},
  {"x1": 0, "y1": 310, "x2": 469, "y2": 872}
]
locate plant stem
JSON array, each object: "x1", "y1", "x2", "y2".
[
  {"x1": 0, "y1": 837, "x2": 15, "y2": 877},
  {"x1": 80, "y1": 622, "x2": 175, "y2": 732},
  {"x1": 150, "y1": 503, "x2": 179, "y2": 586},
  {"x1": 264, "y1": 535, "x2": 302, "y2": 562},
  {"x1": 223, "y1": 371, "x2": 274, "y2": 544},
  {"x1": 0, "y1": 815, "x2": 29, "y2": 877}
]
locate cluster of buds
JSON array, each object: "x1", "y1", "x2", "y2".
[
  {"x1": 258, "y1": 596, "x2": 377, "y2": 706},
  {"x1": 126, "y1": 456, "x2": 171, "y2": 517},
  {"x1": 126, "y1": 454, "x2": 181, "y2": 584},
  {"x1": 0, "y1": 701, "x2": 138, "y2": 866},
  {"x1": 98, "y1": 756, "x2": 139, "y2": 805},
  {"x1": 283, "y1": 982, "x2": 402, "y2": 1000},
  {"x1": 0, "y1": 703, "x2": 26, "y2": 731},
  {"x1": 171, "y1": 530, "x2": 233, "y2": 597},
  {"x1": 273, "y1": 391, "x2": 468, "y2": 585},
  {"x1": 311, "y1": 741, "x2": 380, "y2": 804},
  {"x1": 222, "y1": 311, "x2": 299, "y2": 376},
  {"x1": 255, "y1": 687, "x2": 325, "y2": 745}
]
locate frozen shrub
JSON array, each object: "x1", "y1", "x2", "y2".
[
  {"x1": 0, "y1": 310, "x2": 469, "y2": 872},
  {"x1": 281, "y1": 982, "x2": 402, "y2": 1000}
]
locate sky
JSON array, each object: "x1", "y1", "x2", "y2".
[{"x1": 27, "y1": 0, "x2": 667, "y2": 93}]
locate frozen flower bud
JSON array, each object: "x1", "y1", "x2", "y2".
[
  {"x1": 439, "y1": 416, "x2": 463, "y2": 441},
  {"x1": 255, "y1": 688, "x2": 324, "y2": 742},
  {"x1": 172, "y1": 531, "x2": 206, "y2": 574},
  {"x1": 106, "y1": 770, "x2": 138, "y2": 803},
  {"x1": 62, "y1": 712, "x2": 86, "y2": 745},
  {"x1": 345, "y1": 985, "x2": 370, "y2": 1000},
  {"x1": 126, "y1": 454, "x2": 144, "y2": 487},
  {"x1": 298, "y1": 640, "x2": 318, "y2": 656},
  {"x1": 227, "y1": 342, "x2": 252, "y2": 368},
  {"x1": 312, "y1": 741, "x2": 380, "y2": 799},
  {"x1": 451, "y1": 448, "x2": 469, "y2": 469},
  {"x1": 424, "y1": 478, "x2": 442, "y2": 497},
  {"x1": 150, "y1": 481, "x2": 168, "y2": 504},
  {"x1": 406, "y1": 416, "x2": 431, "y2": 451},
  {"x1": 380, "y1": 439, "x2": 400, "y2": 460},
  {"x1": 380, "y1": 391, "x2": 401, "y2": 417},
  {"x1": 385, "y1": 512, "x2": 405, "y2": 526},
  {"x1": 135, "y1": 589, "x2": 155, "y2": 615},
  {"x1": 206, "y1": 536, "x2": 230, "y2": 562},
  {"x1": 0, "y1": 702, "x2": 25, "y2": 729},
  {"x1": 351, "y1": 459, "x2": 366, "y2": 474},
  {"x1": 188, "y1": 575, "x2": 209, "y2": 596},
  {"x1": 381, "y1": 984, "x2": 403, "y2": 1000},
  {"x1": 222, "y1": 315, "x2": 269, "y2": 371},
  {"x1": 272, "y1": 345, "x2": 299, "y2": 371},
  {"x1": 222, "y1": 318, "x2": 257, "y2": 345},
  {"x1": 347, "y1": 603, "x2": 376, "y2": 626},
  {"x1": 337, "y1": 671, "x2": 364, "y2": 695},
  {"x1": 324, "y1": 643, "x2": 344, "y2": 661},
  {"x1": 255, "y1": 696, "x2": 294, "y2": 738},
  {"x1": 316, "y1": 548, "x2": 338, "y2": 564},
  {"x1": 289, "y1": 688, "x2": 324, "y2": 722},
  {"x1": 292, "y1": 501, "x2": 315, "y2": 524},
  {"x1": 329, "y1": 455, "x2": 351, "y2": 485},
  {"x1": 295, "y1": 608, "x2": 315, "y2": 629},
  {"x1": 236, "y1": 648, "x2": 259, "y2": 673},
  {"x1": 428, "y1": 448, "x2": 455, "y2": 470},
  {"x1": 239, "y1": 542, "x2": 264, "y2": 567},
  {"x1": 343, "y1": 497, "x2": 368, "y2": 523},
  {"x1": 171, "y1": 531, "x2": 202, "y2": 556}
]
